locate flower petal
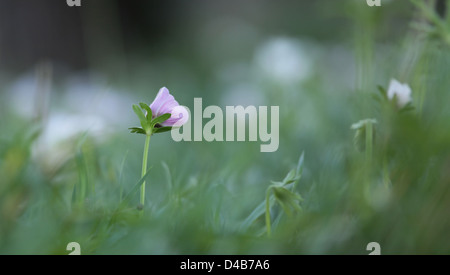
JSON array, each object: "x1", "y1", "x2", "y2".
[
  {"x1": 157, "y1": 98, "x2": 179, "y2": 117},
  {"x1": 162, "y1": 105, "x2": 189, "y2": 127},
  {"x1": 387, "y1": 79, "x2": 403, "y2": 100},
  {"x1": 150, "y1": 87, "x2": 175, "y2": 117},
  {"x1": 387, "y1": 79, "x2": 412, "y2": 108}
]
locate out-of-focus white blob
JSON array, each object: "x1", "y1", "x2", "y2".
[
  {"x1": 387, "y1": 79, "x2": 412, "y2": 108},
  {"x1": 63, "y1": 75, "x2": 136, "y2": 126},
  {"x1": 254, "y1": 37, "x2": 313, "y2": 84},
  {"x1": 7, "y1": 72, "x2": 43, "y2": 119},
  {"x1": 37, "y1": 74, "x2": 136, "y2": 148},
  {"x1": 41, "y1": 113, "x2": 107, "y2": 146},
  {"x1": 32, "y1": 111, "x2": 109, "y2": 172},
  {"x1": 6, "y1": 71, "x2": 138, "y2": 171},
  {"x1": 34, "y1": 73, "x2": 136, "y2": 169},
  {"x1": 7, "y1": 63, "x2": 53, "y2": 120}
]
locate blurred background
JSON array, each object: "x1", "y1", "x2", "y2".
[{"x1": 1, "y1": 0, "x2": 450, "y2": 254}]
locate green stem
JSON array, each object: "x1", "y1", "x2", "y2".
[
  {"x1": 265, "y1": 187, "x2": 272, "y2": 237},
  {"x1": 382, "y1": 157, "x2": 391, "y2": 190},
  {"x1": 140, "y1": 133, "x2": 151, "y2": 211},
  {"x1": 364, "y1": 121, "x2": 373, "y2": 200},
  {"x1": 76, "y1": 150, "x2": 88, "y2": 207},
  {"x1": 366, "y1": 121, "x2": 373, "y2": 163}
]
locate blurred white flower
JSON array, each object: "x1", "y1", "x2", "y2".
[
  {"x1": 387, "y1": 79, "x2": 412, "y2": 108},
  {"x1": 37, "y1": 74, "x2": 136, "y2": 148},
  {"x1": 33, "y1": 112, "x2": 108, "y2": 170},
  {"x1": 8, "y1": 70, "x2": 51, "y2": 119},
  {"x1": 63, "y1": 75, "x2": 136, "y2": 126},
  {"x1": 351, "y1": 118, "x2": 377, "y2": 131},
  {"x1": 33, "y1": 73, "x2": 136, "y2": 168},
  {"x1": 254, "y1": 37, "x2": 312, "y2": 83},
  {"x1": 41, "y1": 112, "x2": 107, "y2": 146},
  {"x1": 8, "y1": 74, "x2": 37, "y2": 118}
]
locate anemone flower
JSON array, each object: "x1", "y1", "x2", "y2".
[
  {"x1": 130, "y1": 87, "x2": 188, "y2": 214},
  {"x1": 150, "y1": 87, "x2": 189, "y2": 127}
]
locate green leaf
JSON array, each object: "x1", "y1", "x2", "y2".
[
  {"x1": 240, "y1": 196, "x2": 275, "y2": 231},
  {"x1": 151, "y1": 113, "x2": 172, "y2": 126},
  {"x1": 153, "y1": 126, "x2": 173, "y2": 134},
  {"x1": 377, "y1": 85, "x2": 388, "y2": 101},
  {"x1": 296, "y1": 152, "x2": 305, "y2": 177},
  {"x1": 133, "y1": 104, "x2": 148, "y2": 130},
  {"x1": 281, "y1": 152, "x2": 304, "y2": 186},
  {"x1": 161, "y1": 161, "x2": 173, "y2": 190},
  {"x1": 139, "y1": 103, "x2": 153, "y2": 122},
  {"x1": 129, "y1": 127, "x2": 146, "y2": 135},
  {"x1": 371, "y1": 92, "x2": 383, "y2": 104},
  {"x1": 272, "y1": 186, "x2": 303, "y2": 216},
  {"x1": 121, "y1": 166, "x2": 153, "y2": 206},
  {"x1": 400, "y1": 104, "x2": 415, "y2": 113},
  {"x1": 277, "y1": 198, "x2": 293, "y2": 217},
  {"x1": 289, "y1": 199, "x2": 303, "y2": 213},
  {"x1": 241, "y1": 152, "x2": 306, "y2": 234},
  {"x1": 282, "y1": 169, "x2": 297, "y2": 185},
  {"x1": 273, "y1": 186, "x2": 302, "y2": 203},
  {"x1": 270, "y1": 180, "x2": 283, "y2": 186}
]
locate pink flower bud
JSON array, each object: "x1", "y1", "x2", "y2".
[{"x1": 149, "y1": 87, "x2": 189, "y2": 127}]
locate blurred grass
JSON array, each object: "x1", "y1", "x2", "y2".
[{"x1": 1, "y1": 0, "x2": 450, "y2": 254}]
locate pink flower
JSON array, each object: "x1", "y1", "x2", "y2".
[{"x1": 149, "y1": 87, "x2": 189, "y2": 127}]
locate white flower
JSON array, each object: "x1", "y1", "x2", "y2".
[
  {"x1": 387, "y1": 79, "x2": 412, "y2": 108},
  {"x1": 254, "y1": 37, "x2": 312, "y2": 83},
  {"x1": 351, "y1": 118, "x2": 378, "y2": 130}
]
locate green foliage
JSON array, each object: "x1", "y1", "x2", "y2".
[
  {"x1": 2, "y1": 0, "x2": 450, "y2": 255},
  {"x1": 129, "y1": 103, "x2": 172, "y2": 136},
  {"x1": 410, "y1": 0, "x2": 450, "y2": 46}
]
